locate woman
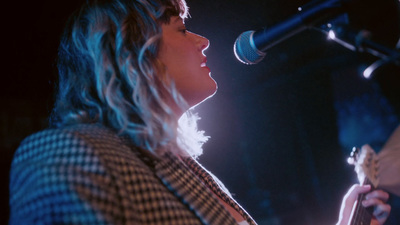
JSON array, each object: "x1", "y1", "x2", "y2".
[{"x1": 9, "y1": 0, "x2": 390, "y2": 224}]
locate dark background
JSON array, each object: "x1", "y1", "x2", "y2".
[{"x1": 2, "y1": 0, "x2": 400, "y2": 224}]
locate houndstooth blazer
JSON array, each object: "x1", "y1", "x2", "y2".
[{"x1": 9, "y1": 123, "x2": 257, "y2": 225}]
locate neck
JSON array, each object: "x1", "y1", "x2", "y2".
[{"x1": 349, "y1": 178, "x2": 375, "y2": 225}]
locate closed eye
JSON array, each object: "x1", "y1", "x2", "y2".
[{"x1": 179, "y1": 28, "x2": 187, "y2": 35}]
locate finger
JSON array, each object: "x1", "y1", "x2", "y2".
[
  {"x1": 373, "y1": 204, "x2": 391, "y2": 225},
  {"x1": 362, "y1": 197, "x2": 385, "y2": 208},
  {"x1": 337, "y1": 185, "x2": 373, "y2": 225},
  {"x1": 365, "y1": 190, "x2": 390, "y2": 203},
  {"x1": 344, "y1": 184, "x2": 371, "y2": 205}
]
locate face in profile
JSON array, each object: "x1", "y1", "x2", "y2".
[{"x1": 158, "y1": 16, "x2": 217, "y2": 109}]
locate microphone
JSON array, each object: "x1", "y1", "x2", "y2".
[{"x1": 234, "y1": 0, "x2": 349, "y2": 64}]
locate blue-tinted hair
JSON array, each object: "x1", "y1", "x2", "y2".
[{"x1": 51, "y1": 0, "x2": 208, "y2": 157}]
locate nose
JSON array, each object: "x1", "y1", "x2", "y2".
[
  {"x1": 199, "y1": 35, "x2": 209, "y2": 52},
  {"x1": 190, "y1": 32, "x2": 209, "y2": 52}
]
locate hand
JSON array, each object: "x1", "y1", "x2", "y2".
[
  {"x1": 336, "y1": 184, "x2": 391, "y2": 225},
  {"x1": 364, "y1": 189, "x2": 391, "y2": 225}
]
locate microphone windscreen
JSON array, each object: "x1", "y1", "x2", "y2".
[{"x1": 234, "y1": 30, "x2": 266, "y2": 65}]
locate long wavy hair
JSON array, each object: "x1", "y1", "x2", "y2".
[{"x1": 50, "y1": 0, "x2": 208, "y2": 157}]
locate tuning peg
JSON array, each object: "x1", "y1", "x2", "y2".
[{"x1": 348, "y1": 147, "x2": 360, "y2": 165}]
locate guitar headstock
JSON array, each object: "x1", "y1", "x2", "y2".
[{"x1": 348, "y1": 144, "x2": 379, "y2": 188}]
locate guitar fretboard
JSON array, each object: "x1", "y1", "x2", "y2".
[{"x1": 350, "y1": 178, "x2": 375, "y2": 225}]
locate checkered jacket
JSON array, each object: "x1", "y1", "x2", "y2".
[{"x1": 9, "y1": 123, "x2": 256, "y2": 225}]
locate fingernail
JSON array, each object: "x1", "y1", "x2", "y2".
[{"x1": 362, "y1": 200, "x2": 367, "y2": 206}]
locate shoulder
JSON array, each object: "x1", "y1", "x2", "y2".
[
  {"x1": 10, "y1": 123, "x2": 130, "y2": 190},
  {"x1": 17, "y1": 123, "x2": 119, "y2": 149},
  {"x1": 9, "y1": 123, "x2": 147, "y2": 224},
  {"x1": 13, "y1": 123, "x2": 121, "y2": 164},
  {"x1": 10, "y1": 123, "x2": 150, "y2": 178}
]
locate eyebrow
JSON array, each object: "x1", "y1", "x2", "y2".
[{"x1": 173, "y1": 16, "x2": 185, "y2": 24}]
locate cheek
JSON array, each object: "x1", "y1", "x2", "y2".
[
  {"x1": 161, "y1": 52, "x2": 194, "y2": 81},
  {"x1": 159, "y1": 43, "x2": 185, "y2": 68}
]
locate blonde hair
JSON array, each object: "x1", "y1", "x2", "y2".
[{"x1": 51, "y1": 0, "x2": 208, "y2": 157}]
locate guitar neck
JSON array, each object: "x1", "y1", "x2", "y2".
[{"x1": 349, "y1": 178, "x2": 376, "y2": 225}]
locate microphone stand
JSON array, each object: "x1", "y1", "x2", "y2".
[{"x1": 318, "y1": 23, "x2": 400, "y2": 78}]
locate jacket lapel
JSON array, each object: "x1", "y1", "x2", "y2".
[
  {"x1": 155, "y1": 153, "x2": 237, "y2": 225},
  {"x1": 183, "y1": 157, "x2": 257, "y2": 225}
]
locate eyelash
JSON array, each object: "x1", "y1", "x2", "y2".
[{"x1": 179, "y1": 28, "x2": 187, "y2": 34}]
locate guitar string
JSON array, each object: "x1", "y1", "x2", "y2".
[
  {"x1": 352, "y1": 191, "x2": 365, "y2": 225},
  {"x1": 363, "y1": 179, "x2": 374, "y2": 224},
  {"x1": 351, "y1": 178, "x2": 373, "y2": 225}
]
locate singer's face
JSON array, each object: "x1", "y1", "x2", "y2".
[{"x1": 159, "y1": 16, "x2": 217, "y2": 109}]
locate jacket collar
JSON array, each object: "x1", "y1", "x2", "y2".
[{"x1": 154, "y1": 152, "x2": 238, "y2": 225}]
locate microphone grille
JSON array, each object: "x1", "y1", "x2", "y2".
[{"x1": 234, "y1": 30, "x2": 266, "y2": 65}]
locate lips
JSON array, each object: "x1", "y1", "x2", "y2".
[{"x1": 200, "y1": 58, "x2": 207, "y2": 68}]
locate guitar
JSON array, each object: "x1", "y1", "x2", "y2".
[{"x1": 347, "y1": 145, "x2": 379, "y2": 225}]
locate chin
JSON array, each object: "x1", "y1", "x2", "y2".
[
  {"x1": 188, "y1": 88, "x2": 218, "y2": 110},
  {"x1": 180, "y1": 78, "x2": 218, "y2": 109}
]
